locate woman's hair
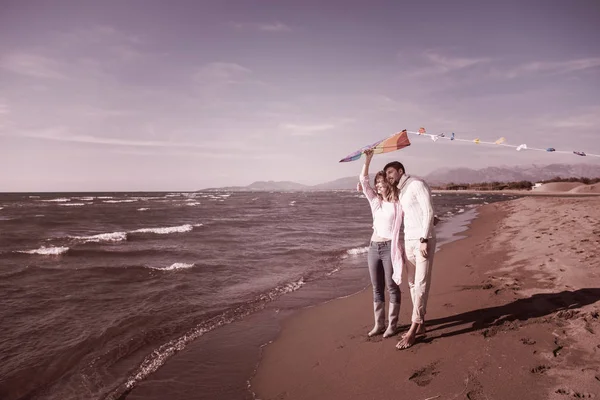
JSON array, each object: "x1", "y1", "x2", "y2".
[{"x1": 374, "y1": 171, "x2": 398, "y2": 202}]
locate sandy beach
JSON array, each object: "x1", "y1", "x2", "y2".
[{"x1": 252, "y1": 197, "x2": 600, "y2": 400}]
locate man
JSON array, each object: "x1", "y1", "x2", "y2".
[{"x1": 384, "y1": 161, "x2": 436, "y2": 350}]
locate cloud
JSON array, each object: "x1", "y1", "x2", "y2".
[
  {"x1": 193, "y1": 62, "x2": 252, "y2": 85},
  {"x1": 258, "y1": 22, "x2": 292, "y2": 32},
  {"x1": 56, "y1": 25, "x2": 143, "y2": 47},
  {"x1": 231, "y1": 22, "x2": 292, "y2": 32},
  {"x1": 501, "y1": 57, "x2": 600, "y2": 79},
  {"x1": 407, "y1": 50, "x2": 491, "y2": 77},
  {"x1": 535, "y1": 107, "x2": 600, "y2": 130},
  {"x1": 0, "y1": 99, "x2": 9, "y2": 115},
  {"x1": 76, "y1": 105, "x2": 133, "y2": 118},
  {"x1": 14, "y1": 126, "x2": 267, "y2": 152},
  {"x1": 280, "y1": 119, "x2": 353, "y2": 136},
  {"x1": 1, "y1": 53, "x2": 66, "y2": 79}
]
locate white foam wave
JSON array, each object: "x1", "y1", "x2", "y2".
[
  {"x1": 289, "y1": 201, "x2": 296, "y2": 206},
  {"x1": 59, "y1": 203, "x2": 86, "y2": 207},
  {"x1": 74, "y1": 196, "x2": 95, "y2": 201},
  {"x1": 0, "y1": 207, "x2": 3, "y2": 210},
  {"x1": 70, "y1": 232, "x2": 127, "y2": 243},
  {"x1": 40, "y1": 198, "x2": 70, "y2": 202},
  {"x1": 326, "y1": 267, "x2": 341, "y2": 276},
  {"x1": 346, "y1": 246, "x2": 369, "y2": 255},
  {"x1": 132, "y1": 224, "x2": 194, "y2": 235},
  {"x1": 457, "y1": 208, "x2": 465, "y2": 213},
  {"x1": 29, "y1": 195, "x2": 40, "y2": 198},
  {"x1": 18, "y1": 246, "x2": 69, "y2": 255},
  {"x1": 186, "y1": 202, "x2": 200, "y2": 206},
  {"x1": 151, "y1": 263, "x2": 195, "y2": 271},
  {"x1": 97, "y1": 196, "x2": 113, "y2": 199},
  {"x1": 137, "y1": 208, "x2": 150, "y2": 211},
  {"x1": 257, "y1": 278, "x2": 305, "y2": 302},
  {"x1": 118, "y1": 277, "x2": 305, "y2": 396},
  {"x1": 103, "y1": 199, "x2": 137, "y2": 203}
]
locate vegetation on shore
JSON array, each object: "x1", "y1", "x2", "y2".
[{"x1": 431, "y1": 176, "x2": 600, "y2": 191}]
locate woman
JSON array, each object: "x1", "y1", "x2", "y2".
[{"x1": 359, "y1": 149, "x2": 404, "y2": 338}]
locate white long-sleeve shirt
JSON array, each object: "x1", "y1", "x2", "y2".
[
  {"x1": 359, "y1": 174, "x2": 405, "y2": 284},
  {"x1": 397, "y1": 175, "x2": 435, "y2": 240}
]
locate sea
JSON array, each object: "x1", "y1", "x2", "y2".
[{"x1": 0, "y1": 190, "x2": 520, "y2": 400}]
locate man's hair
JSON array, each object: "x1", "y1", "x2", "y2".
[{"x1": 383, "y1": 161, "x2": 405, "y2": 175}]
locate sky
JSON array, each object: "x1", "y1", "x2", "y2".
[{"x1": 1, "y1": 0, "x2": 599, "y2": 191}]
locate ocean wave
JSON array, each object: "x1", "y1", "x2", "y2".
[
  {"x1": 40, "y1": 198, "x2": 71, "y2": 202},
  {"x1": 97, "y1": 196, "x2": 113, "y2": 199},
  {"x1": 74, "y1": 196, "x2": 95, "y2": 201},
  {"x1": 17, "y1": 246, "x2": 69, "y2": 255},
  {"x1": 103, "y1": 199, "x2": 137, "y2": 204},
  {"x1": 346, "y1": 246, "x2": 369, "y2": 255},
  {"x1": 150, "y1": 263, "x2": 195, "y2": 271},
  {"x1": 185, "y1": 202, "x2": 200, "y2": 206},
  {"x1": 289, "y1": 201, "x2": 296, "y2": 206},
  {"x1": 64, "y1": 224, "x2": 202, "y2": 244},
  {"x1": 0, "y1": 207, "x2": 3, "y2": 210},
  {"x1": 131, "y1": 224, "x2": 194, "y2": 235},
  {"x1": 137, "y1": 208, "x2": 150, "y2": 211},
  {"x1": 457, "y1": 208, "x2": 465, "y2": 213},
  {"x1": 69, "y1": 232, "x2": 128, "y2": 243},
  {"x1": 59, "y1": 203, "x2": 86, "y2": 207}
]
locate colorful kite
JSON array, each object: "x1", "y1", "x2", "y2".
[{"x1": 339, "y1": 130, "x2": 411, "y2": 162}]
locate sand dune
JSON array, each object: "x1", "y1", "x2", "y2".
[
  {"x1": 533, "y1": 182, "x2": 584, "y2": 192},
  {"x1": 570, "y1": 183, "x2": 600, "y2": 194}
]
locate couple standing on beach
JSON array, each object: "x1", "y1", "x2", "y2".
[{"x1": 358, "y1": 149, "x2": 435, "y2": 350}]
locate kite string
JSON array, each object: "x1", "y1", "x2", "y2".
[{"x1": 404, "y1": 130, "x2": 600, "y2": 158}]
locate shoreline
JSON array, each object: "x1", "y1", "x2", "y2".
[
  {"x1": 251, "y1": 197, "x2": 600, "y2": 400},
  {"x1": 123, "y1": 200, "x2": 487, "y2": 400},
  {"x1": 433, "y1": 189, "x2": 600, "y2": 196}
]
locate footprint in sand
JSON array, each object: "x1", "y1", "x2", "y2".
[
  {"x1": 530, "y1": 365, "x2": 550, "y2": 374},
  {"x1": 408, "y1": 363, "x2": 439, "y2": 386},
  {"x1": 556, "y1": 388, "x2": 594, "y2": 398}
]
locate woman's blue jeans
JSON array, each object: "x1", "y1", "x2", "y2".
[{"x1": 367, "y1": 240, "x2": 400, "y2": 304}]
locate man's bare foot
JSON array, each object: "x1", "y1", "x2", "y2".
[
  {"x1": 396, "y1": 330, "x2": 416, "y2": 350},
  {"x1": 401, "y1": 323, "x2": 426, "y2": 339}
]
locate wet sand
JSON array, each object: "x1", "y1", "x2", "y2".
[{"x1": 252, "y1": 197, "x2": 600, "y2": 400}]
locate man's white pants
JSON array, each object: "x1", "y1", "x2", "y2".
[{"x1": 404, "y1": 238, "x2": 436, "y2": 324}]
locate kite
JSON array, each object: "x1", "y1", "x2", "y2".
[{"x1": 339, "y1": 130, "x2": 411, "y2": 162}]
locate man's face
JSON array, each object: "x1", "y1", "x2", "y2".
[{"x1": 385, "y1": 167, "x2": 402, "y2": 186}]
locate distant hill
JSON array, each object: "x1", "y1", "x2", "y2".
[
  {"x1": 201, "y1": 163, "x2": 600, "y2": 191},
  {"x1": 424, "y1": 163, "x2": 600, "y2": 185},
  {"x1": 203, "y1": 180, "x2": 309, "y2": 192}
]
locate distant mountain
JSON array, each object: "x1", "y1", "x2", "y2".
[
  {"x1": 203, "y1": 180, "x2": 309, "y2": 192},
  {"x1": 310, "y1": 176, "x2": 359, "y2": 190},
  {"x1": 424, "y1": 163, "x2": 600, "y2": 185},
  {"x1": 201, "y1": 163, "x2": 600, "y2": 191},
  {"x1": 246, "y1": 180, "x2": 309, "y2": 191}
]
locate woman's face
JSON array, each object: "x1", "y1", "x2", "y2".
[{"x1": 375, "y1": 177, "x2": 389, "y2": 196}]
